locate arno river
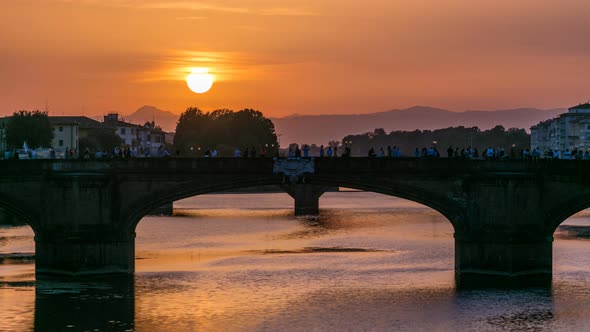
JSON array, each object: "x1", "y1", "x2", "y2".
[{"x1": 2, "y1": 192, "x2": 590, "y2": 331}]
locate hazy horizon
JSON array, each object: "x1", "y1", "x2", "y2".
[{"x1": 12, "y1": 103, "x2": 571, "y2": 120}]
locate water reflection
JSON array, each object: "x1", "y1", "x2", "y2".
[{"x1": 34, "y1": 276, "x2": 134, "y2": 331}]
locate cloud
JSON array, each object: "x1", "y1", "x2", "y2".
[
  {"x1": 55, "y1": 0, "x2": 318, "y2": 16},
  {"x1": 175, "y1": 16, "x2": 208, "y2": 20},
  {"x1": 257, "y1": 8, "x2": 318, "y2": 16},
  {"x1": 137, "y1": 49, "x2": 305, "y2": 83}
]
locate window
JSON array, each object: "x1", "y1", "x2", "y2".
[
  {"x1": 131, "y1": 128, "x2": 135, "y2": 135},
  {"x1": 59, "y1": 140, "x2": 63, "y2": 147},
  {"x1": 147, "y1": 135, "x2": 151, "y2": 142},
  {"x1": 59, "y1": 126, "x2": 63, "y2": 132},
  {"x1": 121, "y1": 128, "x2": 126, "y2": 135}
]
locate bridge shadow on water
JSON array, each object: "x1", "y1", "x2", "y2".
[{"x1": 34, "y1": 275, "x2": 135, "y2": 331}]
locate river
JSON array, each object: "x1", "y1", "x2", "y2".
[{"x1": 1, "y1": 192, "x2": 590, "y2": 331}]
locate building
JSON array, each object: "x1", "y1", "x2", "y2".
[
  {"x1": 531, "y1": 103, "x2": 590, "y2": 156},
  {"x1": 136, "y1": 121, "x2": 166, "y2": 156},
  {"x1": 103, "y1": 113, "x2": 166, "y2": 156},
  {"x1": 49, "y1": 116, "x2": 105, "y2": 157},
  {"x1": 0, "y1": 112, "x2": 167, "y2": 158}
]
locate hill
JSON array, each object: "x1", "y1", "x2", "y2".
[
  {"x1": 124, "y1": 106, "x2": 178, "y2": 132},
  {"x1": 271, "y1": 106, "x2": 565, "y2": 146}
]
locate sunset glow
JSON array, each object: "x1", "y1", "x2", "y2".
[{"x1": 1, "y1": 0, "x2": 589, "y2": 116}]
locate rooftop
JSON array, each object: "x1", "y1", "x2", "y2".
[
  {"x1": 49, "y1": 116, "x2": 103, "y2": 128},
  {"x1": 569, "y1": 103, "x2": 590, "y2": 110}
]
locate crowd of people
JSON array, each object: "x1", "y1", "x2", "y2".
[
  {"x1": 6, "y1": 142, "x2": 590, "y2": 161},
  {"x1": 278, "y1": 143, "x2": 590, "y2": 160}
]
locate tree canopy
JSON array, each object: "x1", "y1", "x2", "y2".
[
  {"x1": 342, "y1": 125, "x2": 530, "y2": 156},
  {"x1": 6, "y1": 110, "x2": 53, "y2": 149},
  {"x1": 173, "y1": 107, "x2": 278, "y2": 156}
]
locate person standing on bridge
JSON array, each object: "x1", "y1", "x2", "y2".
[
  {"x1": 303, "y1": 144, "x2": 310, "y2": 158},
  {"x1": 486, "y1": 147, "x2": 494, "y2": 159},
  {"x1": 320, "y1": 145, "x2": 325, "y2": 157}
]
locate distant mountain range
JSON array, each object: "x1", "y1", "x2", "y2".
[
  {"x1": 110, "y1": 105, "x2": 565, "y2": 145},
  {"x1": 270, "y1": 106, "x2": 565, "y2": 145}
]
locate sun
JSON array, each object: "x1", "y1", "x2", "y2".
[{"x1": 186, "y1": 68, "x2": 214, "y2": 94}]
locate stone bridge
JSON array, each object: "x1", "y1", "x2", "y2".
[{"x1": 2, "y1": 158, "x2": 590, "y2": 287}]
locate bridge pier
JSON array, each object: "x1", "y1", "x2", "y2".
[
  {"x1": 284, "y1": 184, "x2": 326, "y2": 216},
  {"x1": 150, "y1": 202, "x2": 173, "y2": 216},
  {"x1": 454, "y1": 232, "x2": 552, "y2": 287},
  {"x1": 35, "y1": 230, "x2": 135, "y2": 277},
  {"x1": 452, "y1": 177, "x2": 554, "y2": 287},
  {"x1": 32, "y1": 174, "x2": 137, "y2": 278}
]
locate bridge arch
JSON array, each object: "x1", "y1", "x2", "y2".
[
  {"x1": 125, "y1": 176, "x2": 282, "y2": 232},
  {"x1": 546, "y1": 193, "x2": 590, "y2": 234},
  {"x1": 311, "y1": 178, "x2": 462, "y2": 229},
  {"x1": 0, "y1": 193, "x2": 42, "y2": 234},
  {"x1": 124, "y1": 176, "x2": 463, "y2": 233}
]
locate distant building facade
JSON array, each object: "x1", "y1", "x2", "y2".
[
  {"x1": 49, "y1": 116, "x2": 104, "y2": 157},
  {"x1": 103, "y1": 113, "x2": 166, "y2": 156},
  {"x1": 0, "y1": 112, "x2": 168, "y2": 158},
  {"x1": 531, "y1": 103, "x2": 590, "y2": 156}
]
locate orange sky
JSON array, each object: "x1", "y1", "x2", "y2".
[{"x1": 1, "y1": 0, "x2": 589, "y2": 117}]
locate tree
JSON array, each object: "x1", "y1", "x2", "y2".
[
  {"x1": 340, "y1": 125, "x2": 530, "y2": 157},
  {"x1": 79, "y1": 128, "x2": 122, "y2": 153},
  {"x1": 173, "y1": 107, "x2": 279, "y2": 156},
  {"x1": 6, "y1": 110, "x2": 53, "y2": 149}
]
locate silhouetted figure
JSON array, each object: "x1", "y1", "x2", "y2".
[{"x1": 344, "y1": 146, "x2": 351, "y2": 157}]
